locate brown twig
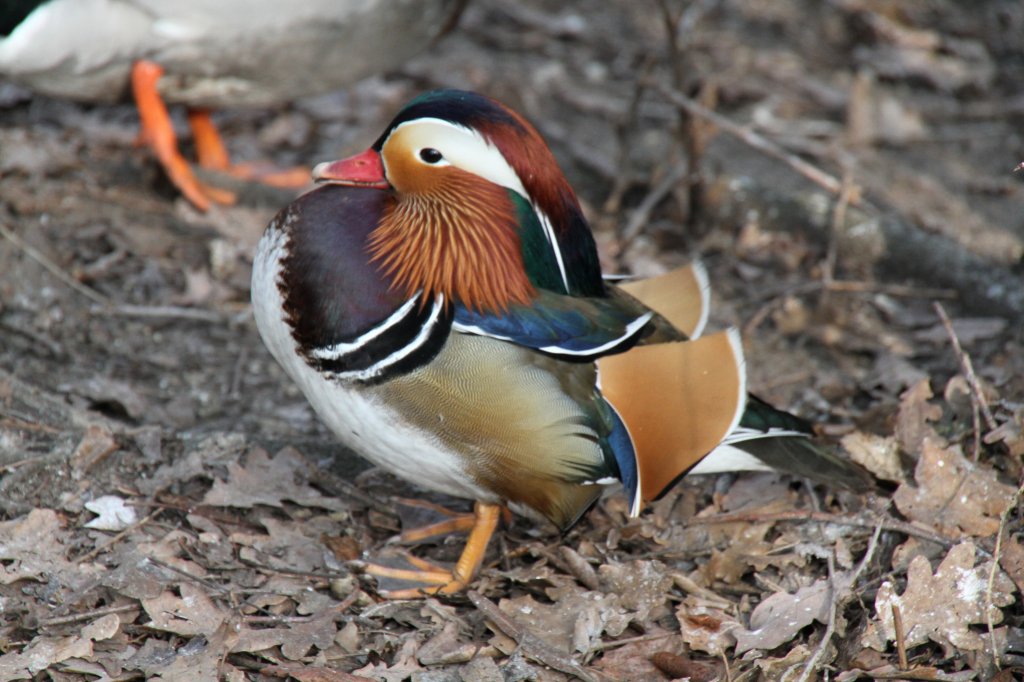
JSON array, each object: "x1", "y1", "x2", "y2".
[
  {"x1": 690, "y1": 509, "x2": 955, "y2": 548},
  {"x1": 74, "y1": 509, "x2": 161, "y2": 564},
  {"x1": 933, "y1": 302, "x2": 998, "y2": 434},
  {"x1": 98, "y1": 304, "x2": 227, "y2": 323},
  {"x1": 243, "y1": 588, "x2": 361, "y2": 625},
  {"x1": 0, "y1": 221, "x2": 111, "y2": 307},
  {"x1": 796, "y1": 523, "x2": 883, "y2": 682},
  {"x1": 468, "y1": 590, "x2": 602, "y2": 682},
  {"x1": 743, "y1": 278, "x2": 956, "y2": 338},
  {"x1": 988, "y1": 481, "x2": 1024, "y2": 672},
  {"x1": 148, "y1": 556, "x2": 228, "y2": 594},
  {"x1": 617, "y1": 160, "x2": 688, "y2": 249},
  {"x1": 655, "y1": 83, "x2": 862, "y2": 204},
  {"x1": 0, "y1": 221, "x2": 227, "y2": 323},
  {"x1": 654, "y1": 0, "x2": 707, "y2": 229},
  {"x1": 39, "y1": 603, "x2": 140, "y2": 628},
  {"x1": 820, "y1": 166, "x2": 857, "y2": 311},
  {"x1": 893, "y1": 603, "x2": 909, "y2": 670}
]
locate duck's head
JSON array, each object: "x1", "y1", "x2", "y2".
[{"x1": 313, "y1": 89, "x2": 604, "y2": 306}]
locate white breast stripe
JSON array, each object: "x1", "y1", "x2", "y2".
[
  {"x1": 454, "y1": 311, "x2": 652, "y2": 358},
  {"x1": 329, "y1": 294, "x2": 446, "y2": 382},
  {"x1": 310, "y1": 293, "x2": 421, "y2": 361},
  {"x1": 452, "y1": 321, "x2": 513, "y2": 342},
  {"x1": 537, "y1": 311, "x2": 653, "y2": 357}
]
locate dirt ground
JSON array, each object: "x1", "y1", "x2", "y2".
[{"x1": 1, "y1": 0, "x2": 1023, "y2": 680}]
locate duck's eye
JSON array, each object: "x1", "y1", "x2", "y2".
[{"x1": 419, "y1": 148, "x2": 443, "y2": 164}]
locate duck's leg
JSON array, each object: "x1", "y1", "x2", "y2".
[
  {"x1": 391, "y1": 498, "x2": 479, "y2": 543},
  {"x1": 187, "y1": 109, "x2": 310, "y2": 188},
  {"x1": 365, "y1": 501, "x2": 502, "y2": 598},
  {"x1": 130, "y1": 61, "x2": 235, "y2": 211}
]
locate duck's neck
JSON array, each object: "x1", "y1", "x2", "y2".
[{"x1": 368, "y1": 181, "x2": 535, "y2": 314}]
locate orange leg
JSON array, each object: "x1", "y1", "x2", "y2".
[
  {"x1": 131, "y1": 61, "x2": 235, "y2": 211},
  {"x1": 365, "y1": 501, "x2": 502, "y2": 598},
  {"x1": 392, "y1": 498, "x2": 479, "y2": 543},
  {"x1": 187, "y1": 109, "x2": 231, "y2": 171},
  {"x1": 187, "y1": 109, "x2": 311, "y2": 188}
]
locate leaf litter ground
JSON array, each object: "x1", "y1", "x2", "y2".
[{"x1": 1, "y1": 0, "x2": 1024, "y2": 680}]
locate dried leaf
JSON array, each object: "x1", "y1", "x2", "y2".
[
  {"x1": 999, "y1": 536, "x2": 1024, "y2": 595},
  {"x1": 0, "y1": 509, "x2": 73, "y2": 584},
  {"x1": 591, "y1": 628, "x2": 676, "y2": 681},
  {"x1": 145, "y1": 622, "x2": 240, "y2": 680},
  {"x1": 896, "y1": 379, "x2": 942, "y2": 458},
  {"x1": 863, "y1": 542, "x2": 1015, "y2": 655},
  {"x1": 753, "y1": 645, "x2": 812, "y2": 679},
  {"x1": 69, "y1": 423, "x2": 120, "y2": 477},
  {"x1": 0, "y1": 614, "x2": 120, "y2": 679},
  {"x1": 352, "y1": 637, "x2": 423, "y2": 681},
  {"x1": 894, "y1": 437, "x2": 1016, "y2": 537},
  {"x1": 84, "y1": 495, "x2": 138, "y2": 531},
  {"x1": 676, "y1": 601, "x2": 740, "y2": 655},
  {"x1": 597, "y1": 560, "x2": 672, "y2": 621},
  {"x1": 842, "y1": 430, "x2": 905, "y2": 483},
  {"x1": 836, "y1": 664, "x2": 977, "y2": 681},
  {"x1": 203, "y1": 447, "x2": 347, "y2": 511},
  {"x1": 734, "y1": 574, "x2": 850, "y2": 653},
  {"x1": 233, "y1": 515, "x2": 338, "y2": 574},
  {"x1": 499, "y1": 587, "x2": 628, "y2": 656},
  {"x1": 141, "y1": 583, "x2": 226, "y2": 636}
]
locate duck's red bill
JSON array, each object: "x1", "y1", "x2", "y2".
[{"x1": 312, "y1": 148, "x2": 388, "y2": 188}]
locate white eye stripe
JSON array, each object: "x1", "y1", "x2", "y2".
[{"x1": 390, "y1": 118, "x2": 528, "y2": 197}]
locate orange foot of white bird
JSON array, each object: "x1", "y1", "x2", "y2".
[
  {"x1": 363, "y1": 501, "x2": 502, "y2": 598},
  {"x1": 131, "y1": 61, "x2": 309, "y2": 212}
]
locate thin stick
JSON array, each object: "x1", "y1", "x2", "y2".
[
  {"x1": 0, "y1": 222, "x2": 226, "y2": 323},
  {"x1": 987, "y1": 481, "x2": 1024, "y2": 671},
  {"x1": 796, "y1": 523, "x2": 883, "y2": 682},
  {"x1": 819, "y1": 167, "x2": 857, "y2": 316},
  {"x1": 690, "y1": 509, "x2": 954, "y2": 548},
  {"x1": 933, "y1": 302, "x2": 998, "y2": 433},
  {"x1": 74, "y1": 509, "x2": 161, "y2": 564},
  {"x1": 468, "y1": 590, "x2": 601, "y2": 682},
  {"x1": 39, "y1": 603, "x2": 140, "y2": 627},
  {"x1": 99, "y1": 304, "x2": 227, "y2": 323},
  {"x1": 656, "y1": 83, "x2": 861, "y2": 204},
  {"x1": 893, "y1": 603, "x2": 909, "y2": 670},
  {"x1": 618, "y1": 160, "x2": 688, "y2": 247},
  {"x1": 0, "y1": 222, "x2": 111, "y2": 306}
]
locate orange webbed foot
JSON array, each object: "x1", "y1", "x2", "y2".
[
  {"x1": 131, "y1": 61, "x2": 236, "y2": 211},
  {"x1": 363, "y1": 501, "x2": 502, "y2": 599},
  {"x1": 188, "y1": 109, "x2": 311, "y2": 188}
]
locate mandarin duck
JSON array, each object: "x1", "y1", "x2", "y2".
[
  {"x1": 0, "y1": 0, "x2": 465, "y2": 210},
  {"x1": 251, "y1": 89, "x2": 871, "y2": 597}
]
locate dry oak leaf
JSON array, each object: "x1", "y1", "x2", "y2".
[
  {"x1": 896, "y1": 379, "x2": 942, "y2": 458},
  {"x1": 0, "y1": 613, "x2": 120, "y2": 680},
  {"x1": 841, "y1": 430, "x2": 905, "y2": 483},
  {"x1": 893, "y1": 436, "x2": 1016, "y2": 538},
  {"x1": 0, "y1": 509, "x2": 75, "y2": 584},
  {"x1": 862, "y1": 542, "x2": 1015, "y2": 655},
  {"x1": 498, "y1": 588, "x2": 628, "y2": 656},
  {"x1": 142, "y1": 582, "x2": 227, "y2": 636},
  {"x1": 734, "y1": 573, "x2": 852, "y2": 653},
  {"x1": 203, "y1": 447, "x2": 347, "y2": 511},
  {"x1": 676, "y1": 600, "x2": 741, "y2": 656}
]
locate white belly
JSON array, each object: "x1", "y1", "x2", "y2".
[{"x1": 251, "y1": 227, "x2": 490, "y2": 502}]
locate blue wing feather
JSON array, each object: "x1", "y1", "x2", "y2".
[{"x1": 453, "y1": 291, "x2": 652, "y2": 359}]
